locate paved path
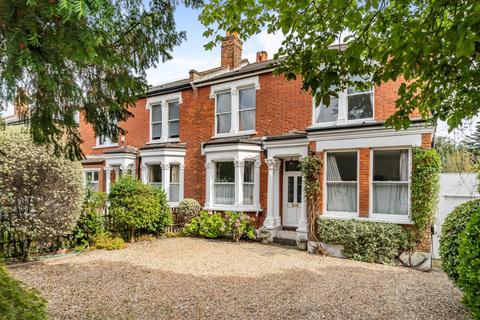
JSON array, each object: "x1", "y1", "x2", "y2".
[{"x1": 10, "y1": 237, "x2": 465, "y2": 320}]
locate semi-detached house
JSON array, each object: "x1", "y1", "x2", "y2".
[{"x1": 79, "y1": 33, "x2": 435, "y2": 250}]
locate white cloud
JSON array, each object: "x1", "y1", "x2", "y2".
[{"x1": 243, "y1": 30, "x2": 285, "y2": 62}]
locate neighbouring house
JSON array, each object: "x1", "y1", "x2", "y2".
[{"x1": 79, "y1": 33, "x2": 434, "y2": 251}]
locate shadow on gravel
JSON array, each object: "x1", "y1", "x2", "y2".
[{"x1": 11, "y1": 259, "x2": 466, "y2": 320}]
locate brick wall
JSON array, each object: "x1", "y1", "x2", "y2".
[
  {"x1": 359, "y1": 148, "x2": 370, "y2": 217},
  {"x1": 374, "y1": 79, "x2": 421, "y2": 121}
]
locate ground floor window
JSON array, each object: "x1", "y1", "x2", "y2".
[
  {"x1": 372, "y1": 149, "x2": 409, "y2": 215},
  {"x1": 326, "y1": 151, "x2": 358, "y2": 213},
  {"x1": 84, "y1": 171, "x2": 99, "y2": 191},
  {"x1": 214, "y1": 161, "x2": 235, "y2": 205},
  {"x1": 170, "y1": 164, "x2": 180, "y2": 202},
  {"x1": 148, "y1": 164, "x2": 162, "y2": 187},
  {"x1": 243, "y1": 161, "x2": 254, "y2": 205}
]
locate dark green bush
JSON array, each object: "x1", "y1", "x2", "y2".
[
  {"x1": 184, "y1": 211, "x2": 255, "y2": 241},
  {"x1": 317, "y1": 218, "x2": 410, "y2": 264},
  {"x1": 457, "y1": 210, "x2": 480, "y2": 318},
  {"x1": 440, "y1": 199, "x2": 480, "y2": 281},
  {"x1": 92, "y1": 232, "x2": 126, "y2": 250},
  {"x1": 0, "y1": 263, "x2": 47, "y2": 320},
  {"x1": 73, "y1": 189, "x2": 106, "y2": 247},
  {"x1": 109, "y1": 175, "x2": 172, "y2": 241}
]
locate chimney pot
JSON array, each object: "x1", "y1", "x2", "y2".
[{"x1": 256, "y1": 51, "x2": 268, "y2": 62}]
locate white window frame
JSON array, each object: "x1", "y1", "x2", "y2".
[
  {"x1": 323, "y1": 149, "x2": 360, "y2": 218},
  {"x1": 369, "y1": 147, "x2": 412, "y2": 224},
  {"x1": 167, "y1": 101, "x2": 180, "y2": 139},
  {"x1": 215, "y1": 90, "x2": 233, "y2": 135},
  {"x1": 83, "y1": 169, "x2": 100, "y2": 191},
  {"x1": 147, "y1": 163, "x2": 163, "y2": 188},
  {"x1": 238, "y1": 87, "x2": 256, "y2": 132},
  {"x1": 243, "y1": 160, "x2": 255, "y2": 205},
  {"x1": 169, "y1": 163, "x2": 181, "y2": 202},
  {"x1": 146, "y1": 92, "x2": 182, "y2": 144},
  {"x1": 150, "y1": 103, "x2": 163, "y2": 141},
  {"x1": 311, "y1": 84, "x2": 375, "y2": 127},
  {"x1": 210, "y1": 76, "x2": 260, "y2": 138},
  {"x1": 213, "y1": 161, "x2": 236, "y2": 205},
  {"x1": 96, "y1": 135, "x2": 118, "y2": 148}
]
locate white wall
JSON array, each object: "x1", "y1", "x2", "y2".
[{"x1": 433, "y1": 173, "x2": 479, "y2": 259}]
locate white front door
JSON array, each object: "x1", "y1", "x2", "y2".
[{"x1": 283, "y1": 172, "x2": 303, "y2": 227}]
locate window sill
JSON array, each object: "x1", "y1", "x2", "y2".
[
  {"x1": 147, "y1": 138, "x2": 180, "y2": 144},
  {"x1": 320, "y1": 214, "x2": 414, "y2": 225},
  {"x1": 204, "y1": 204, "x2": 263, "y2": 212},
  {"x1": 212, "y1": 130, "x2": 257, "y2": 139},
  {"x1": 324, "y1": 211, "x2": 359, "y2": 219},
  {"x1": 93, "y1": 144, "x2": 119, "y2": 149},
  {"x1": 309, "y1": 119, "x2": 377, "y2": 129}
]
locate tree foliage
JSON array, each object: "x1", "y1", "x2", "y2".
[
  {"x1": 200, "y1": 0, "x2": 480, "y2": 131},
  {"x1": 465, "y1": 122, "x2": 480, "y2": 155},
  {"x1": 0, "y1": 0, "x2": 201, "y2": 159},
  {"x1": 434, "y1": 136, "x2": 476, "y2": 173},
  {"x1": 0, "y1": 128, "x2": 84, "y2": 260}
]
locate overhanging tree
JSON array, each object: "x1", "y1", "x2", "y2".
[
  {"x1": 0, "y1": 0, "x2": 201, "y2": 159},
  {"x1": 200, "y1": 0, "x2": 480, "y2": 131}
]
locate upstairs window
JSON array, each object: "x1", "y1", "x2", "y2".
[
  {"x1": 372, "y1": 149, "x2": 409, "y2": 216},
  {"x1": 216, "y1": 92, "x2": 232, "y2": 134},
  {"x1": 151, "y1": 104, "x2": 162, "y2": 140},
  {"x1": 214, "y1": 161, "x2": 235, "y2": 205},
  {"x1": 239, "y1": 88, "x2": 256, "y2": 131},
  {"x1": 168, "y1": 101, "x2": 179, "y2": 139},
  {"x1": 347, "y1": 76, "x2": 373, "y2": 120}
]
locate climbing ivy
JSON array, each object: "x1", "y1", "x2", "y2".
[
  {"x1": 300, "y1": 154, "x2": 323, "y2": 240},
  {"x1": 410, "y1": 147, "x2": 442, "y2": 247}
]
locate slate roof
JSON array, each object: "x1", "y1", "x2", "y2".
[{"x1": 102, "y1": 146, "x2": 138, "y2": 154}]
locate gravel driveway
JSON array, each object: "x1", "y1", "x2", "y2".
[{"x1": 10, "y1": 237, "x2": 465, "y2": 320}]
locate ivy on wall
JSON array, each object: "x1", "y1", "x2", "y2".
[
  {"x1": 410, "y1": 147, "x2": 442, "y2": 247},
  {"x1": 300, "y1": 153, "x2": 323, "y2": 240}
]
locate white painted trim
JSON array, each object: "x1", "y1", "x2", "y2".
[
  {"x1": 146, "y1": 92, "x2": 182, "y2": 143},
  {"x1": 319, "y1": 215, "x2": 414, "y2": 225},
  {"x1": 323, "y1": 150, "x2": 360, "y2": 217}
]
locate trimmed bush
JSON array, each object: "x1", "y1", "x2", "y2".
[
  {"x1": 440, "y1": 199, "x2": 480, "y2": 281},
  {"x1": 184, "y1": 211, "x2": 255, "y2": 241},
  {"x1": 177, "y1": 198, "x2": 202, "y2": 223},
  {"x1": 457, "y1": 210, "x2": 480, "y2": 318},
  {"x1": 73, "y1": 189, "x2": 106, "y2": 248},
  {"x1": 317, "y1": 218, "x2": 410, "y2": 264},
  {"x1": 0, "y1": 262, "x2": 47, "y2": 319},
  {"x1": 0, "y1": 128, "x2": 84, "y2": 260},
  {"x1": 109, "y1": 175, "x2": 172, "y2": 241},
  {"x1": 92, "y1": 232, "x2": 126, "y2": 250}
]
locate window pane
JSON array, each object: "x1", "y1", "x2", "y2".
[
  {"x1": 168, "y1": 101, "x2": 179, "y2": 120},
  {"x1": 239, "y1": 110, "x2": 255, "y2": 131},
  {"x1": 217, "y1": 114, "x2": 231, "y2": 134},
  {"x1": 373, "y1": 183, "x2": 408, "y2": 215},
  {"x1": 347, "y1": 75, "x2": 372, "y2": 94},
  {"x1": 288, "y1": 176, "x2": 294, "y2": 202},
  {"x1": 373, "y1": 150, "x2": 409, "y2": 181},
  {"x1": 347, "y1": 93, "x2": 373, "y2": 120},
  {"x1": 326, "y1": 152, "x2": 357, "y2": 181},
  {"x1": 152, "y1": 123, "x2": 162, "y2": 140},
  {"x1": 243, "y1": 184, "x2": 254, "y2": 205},
  {"x1": 169, "y1": 120, "x2": 179, "y2": 138},
  {"x1": 285, "y1": 160, "x2": 301, "y2": 171},
  {"x1": 170, "y1": 164, "x2": 179, "y2": 183},
  {"x1": 217, "y1": 92, "x2": 231, "y2": 113},
  {"x1": 214, "y1": 184, "x2": 234, "y2": 204},
  {"x1": 170, "y1": 184, "x2": 180, "y2": 202},
  {"x1": 327, "y1": 182, "x2": 357, "y2": 212},
  {"x1": 315, "y1": 96, "x2": 339, "y2": 123},
  {"x1": 244, "y1": 161, "x2": 254, "y2": 182},
  {"x1": 93, "y1": 171, "x2": 99, "y2": 181},
  {"x1": 149, "y1": 165, "x2": 162, "y2": 183},
  {"x1": 215, "y1": 162, "x2": 234, "y2": 182},
  {"x1": 152, "y1": 104, "x2": 162, "y2": 122},
  {"x1": 297, "y1": 176, "x2": 302, "y2": 203},
  {"x1": 239, "y1": 88, "x2": 255, "y2": 110},
  {"x1": 91, "y1": 182, "x2": 99, "y2": 192}
]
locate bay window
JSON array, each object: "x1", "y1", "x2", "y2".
[
  {"x1": 214, "y1": 161, "x2": 235, "y2": 205},
  {"x1": 325, "y1": 151, "x2": 358, "y2": 214},
  {"x1": 169, "y1": 164, "x2": 180, "y2": 202},
  {"x1": 148, "y1": 164, "x2": 162, "y2": 187},
  {"x1": 372, "y1": 149, "x2": 409, "y2": 216},
  {"x1": 84, "y1": 171, "x2": 99, "y2": 191},
  {"x1": 243, "y1": 161, "x2": 254, "y2": 205}
]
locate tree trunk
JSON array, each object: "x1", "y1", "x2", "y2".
[{"x1": 130, "y1": 227, "x2": 135, "y2": 243}]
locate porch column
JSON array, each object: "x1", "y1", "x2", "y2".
[
  {"x1": 179, "y1": 164, "x2": 185, "y2": 202},
  {"x1": 234, "y1": 160, "x2": 244, "y2": 208},
  {"x1": 205, "y1": 162, "x2": 213, "y2": 208},
  {"x1": 162, "y1": 163, "x2": 170, "y2": 200},
  {"x1": 104, "y1": 166, "x2": 112, "y2": 193},
  {"x1": 114, "y1": 166, "x2": 120, "y2": 180},
  {"x1": 264, "y1": 158, "x2": 281, "y2": 229},
  {"x1": 254, "y1": 160, "x2": 261, "y2": 208}
]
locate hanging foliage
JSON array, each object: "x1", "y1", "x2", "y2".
[{"x1": 300, "y1": 153, "x2": 323, "y2": 240}]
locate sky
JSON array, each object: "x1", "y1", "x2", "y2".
[{"x1": 2, "y1": 5, "x2": 475, "y2": 139}]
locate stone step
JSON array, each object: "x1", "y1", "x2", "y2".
[{"x1": 273, "y1": 237, "x2": 297, "y2": 247}]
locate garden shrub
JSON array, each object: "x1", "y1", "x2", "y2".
[
  {"x1": 91, "y1": 232, "x2": 126, "y2": 250},
  {"x1": 0, "y1": 128, "x2": 84, "y2": 260},
  {"x1": 457, "y1": 210, "x2": 480, "y2": 318},
  {"x1": 317, "y1": 218, "x2": 410, "y2": 264},
  {"x1": 109, "y1": 175, "x2": 172, "y2": 241},
  {"x1": 0, "y1": 262, "x2": 47, "y2": 320},
  {"x1": 73, "y1": 189, "x2": 107, "y2": 248},
  {"x1": 184, "y1": 211, "x2": 255, "y2": 241},
  {"x1": 440, "y1": 199, "x2": 480, "y2": 282},
  {"x1": 177, "y1": 198, "x2": 202, "y2": 223}
]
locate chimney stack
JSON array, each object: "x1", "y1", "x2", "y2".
[
  {"x1": 221, "y1": 32, "x2": 243, "y2": 70},
  {"x1": 256, "y1": 51, "x2": 268, "y2": 62}
]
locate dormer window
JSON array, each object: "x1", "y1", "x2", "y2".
[
  {"x1": 313, "y1": 77, "x2": 374, "y2": 126},
  {"x1": 146, "y1": 92, "x2": 182, "y2": 143}
]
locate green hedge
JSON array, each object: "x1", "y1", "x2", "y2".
[
  {"x1": 440, "y1": 199, "x2": 480, "y2": 282},
  {"x1": 317, "y1": 218, "x2": 410, "y2": 264},
  {"x1": 0, "y1": 263, "x2": 47, "y2": 320},
  {"x1": 457, "y1": 210, "x2": 480, "y2": 318}
]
